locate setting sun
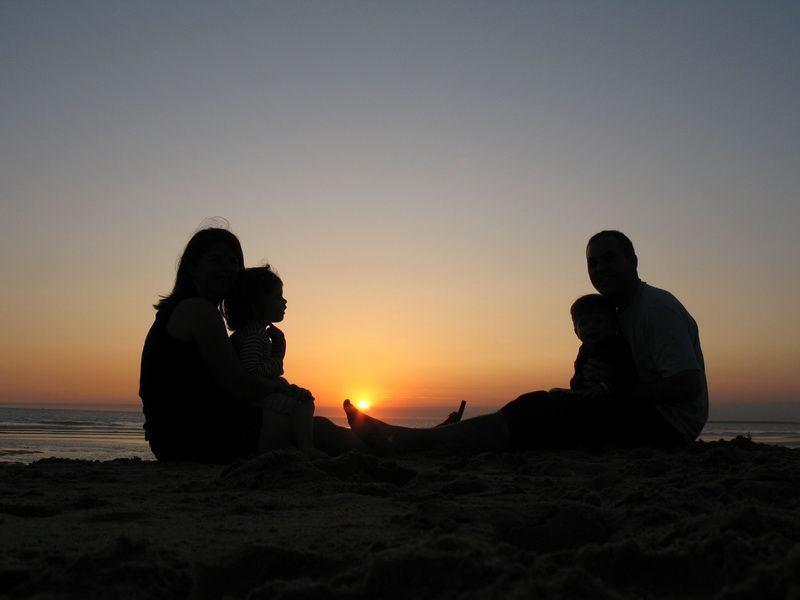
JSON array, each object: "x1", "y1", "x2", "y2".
[{"x1": 345, "y1": 387, "x2": 380, "y2": 413}]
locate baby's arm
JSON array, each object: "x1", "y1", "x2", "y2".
[
  {"x1": 571, "y1": 345, "x2": 614, "y2": 399},
  {"x1": 549, "y1": 347, "x2": 590, "y2": 395},
  {"x1": 570, "y1": 345, "x2": 589, "y2": 390}
]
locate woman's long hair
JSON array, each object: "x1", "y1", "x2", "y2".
[{"x1": 154, "y1": 228, "x2": 244, "y2": 312}]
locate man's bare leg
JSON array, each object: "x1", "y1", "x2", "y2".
[
  {"x1": 343, "y1": 399, "x2": 511, "y2": 454},
  {"x1": 311, "y1": 416, "x2": 369, "y2": 456}
]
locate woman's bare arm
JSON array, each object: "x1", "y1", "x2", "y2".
[{"x1": 167, "y1": 298, "x2": 289, "y2": 403}]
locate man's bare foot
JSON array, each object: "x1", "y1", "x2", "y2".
[
  {"x1": 343, "y1": 399, "x2": 398, "y2": 455},
  {"x1": 435, "y1": 400, "x2": 467, "y2": 427}
]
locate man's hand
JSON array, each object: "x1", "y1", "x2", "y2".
[
  {"x1": 267, "y1": 325, "x2": 286, "y2": 358},
  {"x1": 572, "y1": 385, "x2": 608, "y2": 401},
  {"x1": 581, "y1": 359, "x2": 613, "y2": 386},
  {"x1": 631, "y1": 369, "x2": 703, "y2": 406}
]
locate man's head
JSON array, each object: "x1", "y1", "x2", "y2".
[{"x1": 586, "y1": 230, "x2": 639, "y2": 305}]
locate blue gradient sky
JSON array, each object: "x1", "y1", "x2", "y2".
[{"x1": 1, "y1": 2, "x2": 798, "y2": 419}]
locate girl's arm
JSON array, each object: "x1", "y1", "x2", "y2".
[
  {"x1": 267, "y1": 325, "x2": 286, "y2": 359},
  {"x1": 238, "y1": 329, "x2": 284, "y2": 378},
  {"x1": 167, "y1": 298, "x2": 288, "y2": 403}
]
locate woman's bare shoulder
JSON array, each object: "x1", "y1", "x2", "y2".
[{"x1": 168, "y1": 298, "x2": 225, "y2": 339}]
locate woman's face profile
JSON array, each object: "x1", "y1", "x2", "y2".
[{"x1": 190, "y1": 242, "x2": 242, "y2": 299}]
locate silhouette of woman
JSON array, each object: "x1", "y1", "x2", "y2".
[{"x1": 139, "y1": 225, "x2": 361, "y2": 462}]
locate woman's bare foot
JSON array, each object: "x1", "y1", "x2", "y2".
[{"x1": 343, "y1": 399, "x2": 400, "y2": 455}]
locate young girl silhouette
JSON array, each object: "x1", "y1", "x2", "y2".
[{"x1": 223, "y1": 266, "x2": 315, "y2": 453}]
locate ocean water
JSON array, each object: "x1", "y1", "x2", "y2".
[
  {"x1": 0, "y1": 406, "x2": 798, "y2": 464},
  {"x1": 699, "y1": 421, "x2": 800, "y2": 449},
  {"x1": 0, "y1": 407, "x2": 154, "y2": 463}
]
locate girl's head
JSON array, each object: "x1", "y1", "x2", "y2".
[
  {"x1": 570, "y1": 294, "x2": 617, "y2": 345},
  {"x1": 155, "y1": 227, "x2": 244, "y2": 311},
  {"x1": 223, "y1": 266, "x2": 285, "y2": 331}
]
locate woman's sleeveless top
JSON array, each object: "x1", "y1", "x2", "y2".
[{"x1": 139, "y1": 307, "x2": 259, "y2": 461}]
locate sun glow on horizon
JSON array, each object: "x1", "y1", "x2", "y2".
[{"x1": 344, "y1": 386, "x2": 381, "y2": 412}]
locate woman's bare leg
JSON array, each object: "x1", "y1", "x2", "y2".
[{"x1": 343, "y1": 400, "x2": 510, "y2": 454}]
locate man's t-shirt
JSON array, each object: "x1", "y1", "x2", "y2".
[{"x1": 618, "y1": 282, "x2": 708, "y2": 441}]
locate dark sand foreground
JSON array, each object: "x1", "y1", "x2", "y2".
[{"x1": 2, "y1": 438, "x2": 800, "y2": 599}]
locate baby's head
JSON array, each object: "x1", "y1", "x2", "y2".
[
  {"x1": 223, "y1": 265, "x2": 285, "y2": 331},
  {"x1": 570, "y1": 294, "x2": 618, "y2": 346}
]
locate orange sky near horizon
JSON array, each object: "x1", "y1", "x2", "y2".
[{"x1": 1, "y1": 246, "x2": 797, "y2": 420}]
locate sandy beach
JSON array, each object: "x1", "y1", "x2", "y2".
[{"x1": 2, "y1": 437, "x2": 799, "y2": 599}]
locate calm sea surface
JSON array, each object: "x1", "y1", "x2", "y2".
[{"x1": 0, "y1": 406, "x2": 798, "y2": 464}]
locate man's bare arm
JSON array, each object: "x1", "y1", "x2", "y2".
[{"x1": 630, "y1": 369, "x2": 704, "y2": 406}]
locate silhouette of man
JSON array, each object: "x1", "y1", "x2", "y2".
[
  {"x1": 344, "y1": 230, "x2": 708, "y2": 451},
  {"x1": 584, "y1": 230, "x2": 708, "y2": 444}
]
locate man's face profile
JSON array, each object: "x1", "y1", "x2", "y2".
[{"x1": 586, "y1": 236, "x2": 638, "y2": 300}]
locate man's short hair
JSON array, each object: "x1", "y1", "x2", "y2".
[
  {"x1": 588, "y1": 230, "x2": 636, "y2": 260},
  {"x1": 570, "y1": 294, "x2": 617, "y2": 321}
]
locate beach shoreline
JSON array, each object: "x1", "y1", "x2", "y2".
[
  {"x1": 2, "y1": 438, "x2": 799, "y2": 599},
  {"x1": 3, "y1": 406, "x2": 800, "y2": 467}
]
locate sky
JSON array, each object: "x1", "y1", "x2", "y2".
[{"x1": 1, "y1": 1, "x2": 799, "y2": 421}]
